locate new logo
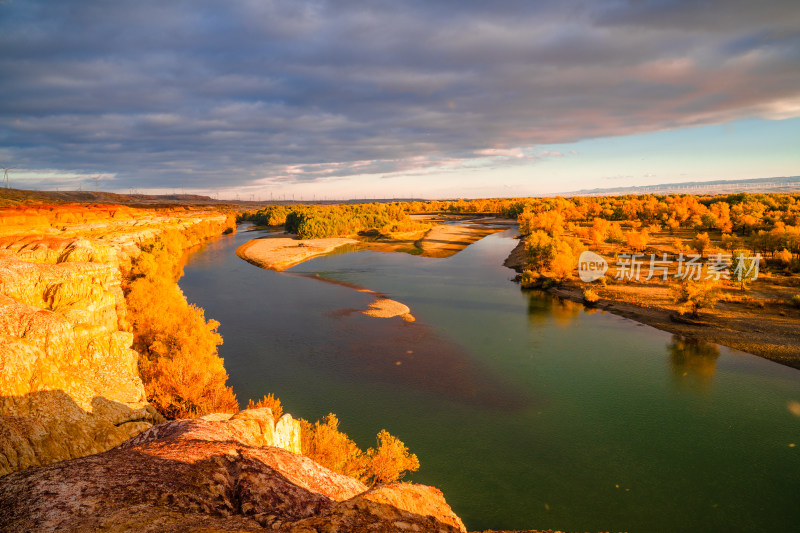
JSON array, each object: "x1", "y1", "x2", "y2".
[{"x1": 578, "y1": 250, "x2": 608, "y2": 282}]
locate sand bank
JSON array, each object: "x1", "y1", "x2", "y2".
[
  {"x1": 414, "y1": 223, "x2": 505, "y2": 258},
  {"x1": 236, "y1": 233, "x2": 358, "y2": 271},
  {"x1": 363, "y1": 297, "x2": 415, "y2": 321}
]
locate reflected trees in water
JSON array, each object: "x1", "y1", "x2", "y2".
[{"x1": 667, "y1": 335, "x2": 721, "y2": 391}]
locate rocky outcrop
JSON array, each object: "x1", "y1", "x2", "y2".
[
  {"x1": 0, "y1": 413, "x2": 466, "y2": 533},
  {"x1": 197, "y1": 408, "x2": 302, "y2": 454},
  {"x1": 0, "y1": 207, "x2": 235, "y2": 476},
  {"x1": 0, "y1": 249, "x2": 159, "y2": 476}
]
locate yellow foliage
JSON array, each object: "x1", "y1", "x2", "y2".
[
  {"x1": 691, "y1": 232, "x2": 711, "y2": 256},
  {"x1": 299, "y1": 413, "x2": 420, "y2": 485},
  {"x1": 128, "y1": 277, "x2": 238, "y2": 418},
  {"x1": 776, "y1": 248, "x2": 792, "y2": 265},
  {"x1": 625, "y1": 229, "x2": 650, "y2": 252},
  {"x1": 583, "y1": 288, "x2": 600, "y2": 304},
  {"x1": 367, "y1": 430, "x2": 420, "y2": 484},
  {"x1": 125, "y1": 219, "x2": 239, "y2": 419},
  {"x1": 300, "y1": 414, "x2": 369, "y2": 481},
  {"x1": 671, "y1": 277, "x2": 720, "y2": 318},
  {"x1": 247, "y1": 393, "x2": 283, "y2": 420}
]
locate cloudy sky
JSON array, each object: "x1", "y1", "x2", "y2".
[{"x1": 1, "y1": 0, "x2": 799, "y2": 199}]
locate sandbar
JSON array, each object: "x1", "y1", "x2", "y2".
[
  {"x1": 236, "y1": 233, "x2": 358, "y2": 271},
  {"x1": 414, "y1": 223, "x2": 505, "y2": 258}
]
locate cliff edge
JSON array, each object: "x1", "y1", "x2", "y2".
[
  {"x1": 0, "y1": 205, "x2": 234, "y2": 476},
  {"x1": 0, "y1": 410, "x2": 466, "y2": 533}
]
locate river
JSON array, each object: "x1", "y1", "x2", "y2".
[{"x1": 180, "y1": 225, "x2": 800, "y2": 532}]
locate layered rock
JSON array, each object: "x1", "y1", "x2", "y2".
[
  {"x1": 0, "y1": 250, "x2": 159, "y2": 476},
  {"x1": 0, "y1": 207, "x2": 234, "y2": 476},
  {"x1": 0, "y1": 413, "x2": 466, "y2": 533}
]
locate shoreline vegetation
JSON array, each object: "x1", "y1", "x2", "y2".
[
  {"x1": 121, "y1": 211, "x2": 421, "y2": 484},
  {"x1": 499, "y1": 193, "x2": 800, "y2": 369}
]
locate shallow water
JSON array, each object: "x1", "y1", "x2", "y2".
[{"x1": 180, "y1": 226, "x2": 800, "y2": 532}]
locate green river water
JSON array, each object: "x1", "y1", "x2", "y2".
[{"x1": 180, "y1": 225, "x2": 800, "y2": 532}]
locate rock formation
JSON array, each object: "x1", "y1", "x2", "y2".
[
  {"x1": 0, "y1": 411, "x2": 466, "y2": 533},
  {"x1": 0, "y1": 206, "x2": 234, "y2": 476}
]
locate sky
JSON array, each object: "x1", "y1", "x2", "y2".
[{"x1": 1, "y1": 0, "x2": 799, "y2": 200}]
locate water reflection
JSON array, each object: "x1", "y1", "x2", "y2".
[
  {"x1": 526, "y1": 291, "x2": 582, "y2": 329},
  {"x1": 306, "y1": 274, "x2": 534, "y2": 412},
  {"x1": 667, "y1": 335, "x2": 720, "y2": 390}
]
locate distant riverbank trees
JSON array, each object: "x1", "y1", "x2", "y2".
[
  {"x1": 243, "y1": 193, "x2": 800, "y2": 272},
  {"x1": 243, "y1": 203, "x2": 430, "y2": 239}
]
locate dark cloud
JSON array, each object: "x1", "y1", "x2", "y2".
[{"x1": 0, "y1": 0, "x2": 798, "y2": 191}]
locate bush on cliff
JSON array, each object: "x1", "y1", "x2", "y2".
[
  {"x1": 125, "y1": 218, "x2": 239, "y2": 419},
  {"x1": 299, "y1": 413, "x2": 419, "y2": 485},
  {"x1": 247, "y1": 393, "x2": 283, "y2": 419}
]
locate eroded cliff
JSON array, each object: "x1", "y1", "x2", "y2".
[{"x1": 0, "y1": 206, "x2": 235, "y2": 475}]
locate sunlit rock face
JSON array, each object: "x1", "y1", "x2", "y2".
[
  {"x1": 0, "y1": 207, "x2": 233, "y2": 476},
  {"x1": 0, "y1": 249, "x2": 158, "y2": 476},
  {"x1": 0, "y1": 415, "x2": 466, "y2": 533}
]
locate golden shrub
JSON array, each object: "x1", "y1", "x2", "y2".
[
  {"x1": 247, "y1": 393, "x2": 283, "y2": 420},
  {"x1": 299, "y1": 413, "x2": 420, "y2": 485}
]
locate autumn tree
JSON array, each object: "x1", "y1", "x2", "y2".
[
  {"x1": 672, "y1": 278, "x2": 720, "y2": 318},
  {"x1": 367, "y1": 430, "x2": 420, "y2": 484},
  {"x1": 625, "y1": 228, "x2": 650, "y2": 252},
  {"x1": 690, "y1": 232, "x2": 711, "y2": 257},
  {"x1": 300, "y1": 414, "x2": 369, "y2": 481},
  {"x1": 125, "y1": 222, "x2": 239, "y2": 419}
]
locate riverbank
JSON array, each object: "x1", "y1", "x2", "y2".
[
  {"x1": 412, "y1": 220, "x2": 510, "y2": 258},
  {"x1": 504, "y1": 240, "x2": 800, "y2": 369}
]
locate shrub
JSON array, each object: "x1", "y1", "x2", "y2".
[
  {"x1": 720, "y1": 233, "x2": 742, "y2": 252},
  {"x1": 125, "y1": 221, "x2": 239, "y2": 419},
  {"x1": 299, "y1": 413, "x2": 419, "y2": 485},
  {"x1": 128, "y1": 277, "x2": 238, "y2": 418},
  {"x1": 300, "y1": 414, "x2": 369, "y2": 481},
  {"x1": 583, "y1": 288, "x2": 600, "y2": 304},
  {"x1": 625, "y1": 228, "x2": 650, "y2": 252},
  {"x1": 671, "y1": 278, "x2": 720, "y2": 317},
  {"x1": 247, "y1": 393, "x2": 283, "y2": 420},
  {"x1": 776, "y1": 248, "x2": 793, "y2": 265},
  {"x1": 666, "y1": 218, "x2": 680, "y2": 234},
  {"x1": 368, "y1": 430, "x2": 420, "y2": 484},
  {"x1": 605, "y1": 222, "x2": 625, "y2": 244},
  {"x1": 519, "y1": 269, "x2": 539, "y2": 288}
]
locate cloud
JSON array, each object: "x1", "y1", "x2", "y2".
[{"x1": 0, "y1": 0, "x2": 798, "y2": 191}]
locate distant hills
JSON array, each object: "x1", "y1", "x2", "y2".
[
  {"x1": 562, "y1": 175, "x2": 800, "y2": 197},
  {"x1": 0, "y1": 187, "x2": 223, "y2": 207},
  {"x1": 1, "y1": 175, "x2": 799, "y2": 207}
]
